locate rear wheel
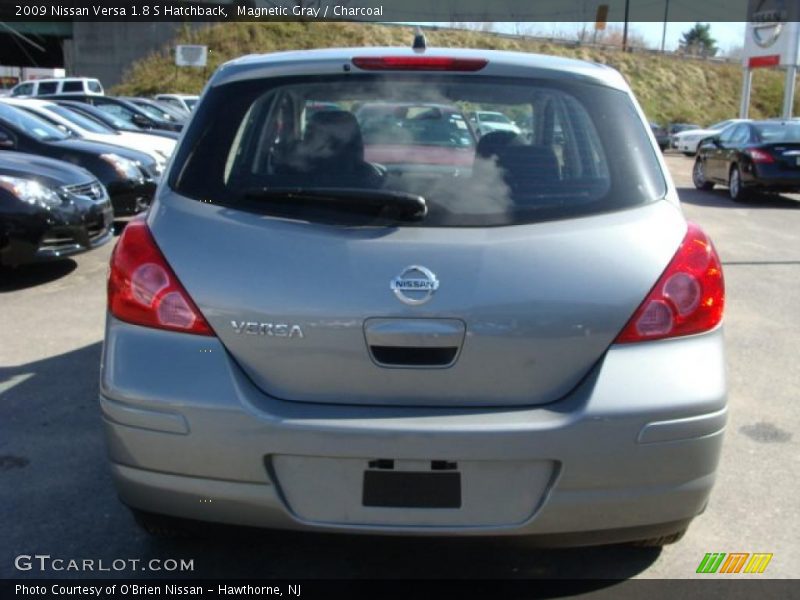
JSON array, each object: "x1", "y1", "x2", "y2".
[
  {"x1": 692, "y1": 158, "x2": 714, "y2": 190},
  {"x1": 630, "y1": 527, "x2": 688, "y2": 548},
  {"x1": 729, "y1": 165, "x2": 750, "y2": 202}
]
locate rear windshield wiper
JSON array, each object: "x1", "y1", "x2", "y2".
[{"x1": 243, "y1": 187, "x2": 427, "y2": 222}]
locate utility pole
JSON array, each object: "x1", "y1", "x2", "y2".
[
  {"x1": 740, "y1": 68, "x2": 752, "y2": 119},
  {"x1": 622, "y1": 0, "x2": 630, "y2": 51},
  {"x1": 782, "y1": 65, "x2": 797, "y2": 119},
  {"x1": 781, "y1": 23, "x2": 800, "y2": 118},
  {"x1": 661, "y1": 0, "x2": 670, "y2": 53}
]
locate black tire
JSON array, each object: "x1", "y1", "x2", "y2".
[
  {"x1": 728, "y1": 165, "x2": 750, "y2": 202},
  {"x1": 131, "y1": 508, "x2": 198, "y2": 539},
  {"x1": 682, "y1": 151, "x2": 695, "y2": 157},
  {"x1": 630, "y1": 527, "x2": 688, "y2": 548},
  {"x1": 692, "y1": 158, "x2": 714, "y2": 190}
]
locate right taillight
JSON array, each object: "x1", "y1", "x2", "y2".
[
  {"x1": 108, "y1": 216, "x2": 214, "y2": 336},
  {"x1": 615, "y1": 222, "x2": 724, "y2": 343}
]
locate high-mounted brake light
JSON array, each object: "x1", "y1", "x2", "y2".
[
  {"x1": 108, "y1": 217, "x2": 213, "y2": 336},
  {"x1": 747, "y1": 148, "x2": 775, "y2": 164},
  {"x1": 352, "y1": 56, "x2": 488, "y2": 72},
  {"x1": 615, "y1": 223, "x2": 724, "y2": 343}
]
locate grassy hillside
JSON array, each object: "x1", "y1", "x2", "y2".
[{"x1": 114, "y1": 22, "x2": 792, "y2": 125}]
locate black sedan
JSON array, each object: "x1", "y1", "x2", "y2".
[
  {"x1": 0, "y1": 152, "x2": 113, "y2": 266},
  {"x1": 0, "y1": 103, "x2": 158, "y2": 216},
  {"x1": 693, "y1": 120, "x2": 800, "y2": 201},
  {"x1": 47, "y1": 94, "x2": 182, "y2": 133}
]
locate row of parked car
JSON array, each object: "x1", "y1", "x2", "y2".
[
  {"x1": 0, "y1": 86, "x2": 198, "y2": 267},
  {"x1": 692, "y1": 119, "x2": 800, "y2": 200},
  {"x1": 648, "y1": 117, "x2": 798, "y2": 158},
  {"x1": 650, "y1": 115, "x2": 800, "y2": 199}
]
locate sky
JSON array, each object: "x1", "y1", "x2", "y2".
[{"x1": 556, "y1": 21, "x2": 747, "y2": 52}]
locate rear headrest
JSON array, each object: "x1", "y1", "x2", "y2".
[
  {"x1": 475, "y1": 131, "x2": 520, "y2": 158},
  {"x1": 304, "y1": 110, "x2": 364, "y2": 162}
]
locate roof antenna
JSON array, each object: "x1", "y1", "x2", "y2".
[{"x1": 412, "y1": 26, "x2": 427, "y2": 52}]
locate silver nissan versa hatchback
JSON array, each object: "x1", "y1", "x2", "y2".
[{"x1": 100, "y1": 46, "x2": 727, "y2": 546}]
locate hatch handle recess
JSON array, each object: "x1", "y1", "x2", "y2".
[{"x1": 364, "y1": 318, "x2": 465, "y2": 368}]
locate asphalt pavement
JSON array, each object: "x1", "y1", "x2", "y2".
[{"x1": 0, "y1": 154, "x2": 797, "y2": 583}]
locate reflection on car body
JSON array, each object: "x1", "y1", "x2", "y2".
[{"x1": 355, "y1": 102, "x2": 476, "y2": 172}]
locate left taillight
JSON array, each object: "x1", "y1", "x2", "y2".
[
  {"x1": 615, "y1": 222, "x2": 724, "y2": 344},
  {"x1": 108, "y1": 217, "x2": 214, "y2": 336}
]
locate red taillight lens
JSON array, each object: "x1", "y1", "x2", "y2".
[
  {"x1": 352, "y1": 56, "x2": 488, "y2": 71},
  {"x1": 108, "y1": 217, "x2": 213, "y2": 336},
  {"x1": 747, "y1": 148, "x2": 775, "y2": 163},
  {"x1": 615, "y1": 223, "x2": 724, "y2": 343}
]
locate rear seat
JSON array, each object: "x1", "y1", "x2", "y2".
[{"x1": 474, "y1": 137, "x2": 562, "y2": 199}]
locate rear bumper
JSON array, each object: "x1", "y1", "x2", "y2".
[
  {"x1": 100, "y1": 317, "x2": 727, "y2": 542},
  {"x1": 742, "y1": 168, "x2": 800, "y2": 191}
]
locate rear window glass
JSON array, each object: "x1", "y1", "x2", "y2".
[
  {"x1": 87, "y1": 80, "x2": 103, "y2": 93},
  {"x1": 171, "y1": 75, "x2": 665, "y2": 227},
  {"x1": 753, "y1": 123, "x2": 800, "y2": 143}
]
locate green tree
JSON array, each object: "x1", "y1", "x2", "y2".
[{"x1": 680, "y1": 23, "x2": 718, "y2": 57}]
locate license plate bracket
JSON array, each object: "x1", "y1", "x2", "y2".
[{"x1": 362, "y1": 470, "x2": 461, "y2": 508}]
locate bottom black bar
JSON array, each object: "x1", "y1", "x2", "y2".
[{"x1": 2, "y1": 579, "x2": 796, "y2": 600}]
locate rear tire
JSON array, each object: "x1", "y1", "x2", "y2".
[
  {"x1": 729, "y1": 165, "x2": 750, "y2": 202},
  {"x1": 630, "y1": 527, "x2": 688, "y2": 548},
  {"x1": 692, "y1": 158, "x2": 714, "y2": 190}
]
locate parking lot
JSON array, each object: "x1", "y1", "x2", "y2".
[{"x1": 0, "y1": 154, "x2": 797, "y2": 581}]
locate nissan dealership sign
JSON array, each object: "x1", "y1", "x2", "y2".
[{"x1": 743, "y1": 0, "x2": 800, "y2": 68}]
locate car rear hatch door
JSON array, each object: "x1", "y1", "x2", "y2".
[{"x1": 150, "y1": 197, "x2": 685, "y2": 408}]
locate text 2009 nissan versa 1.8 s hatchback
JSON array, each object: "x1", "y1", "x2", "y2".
[{"x1": 101, "y1": 47, "x2": 727, "y2": 546}]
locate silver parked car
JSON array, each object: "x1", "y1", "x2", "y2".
[{"x1": 101, "y1": 46, "x2": 727, "y2": 546}]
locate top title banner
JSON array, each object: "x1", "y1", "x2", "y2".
[{"x1": 0, "y1": 0, "x2": 754, "y2": 23}]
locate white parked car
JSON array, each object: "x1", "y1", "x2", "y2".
[
  {"x1": 468, "y1": 110, "x2": 522, "y2": 137},
  {"x1": 154, "y1": 94, "x2": 199, "y2": 114},
  {"x1": 673, "y1": 119, "x2": 750, "y2": 156},
  {"x1": 9, "y1": 77, "x2": 104, "y2": 98},
  {"x1": 0, "y1": 98, "x2": 175, "y2": 172}
]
